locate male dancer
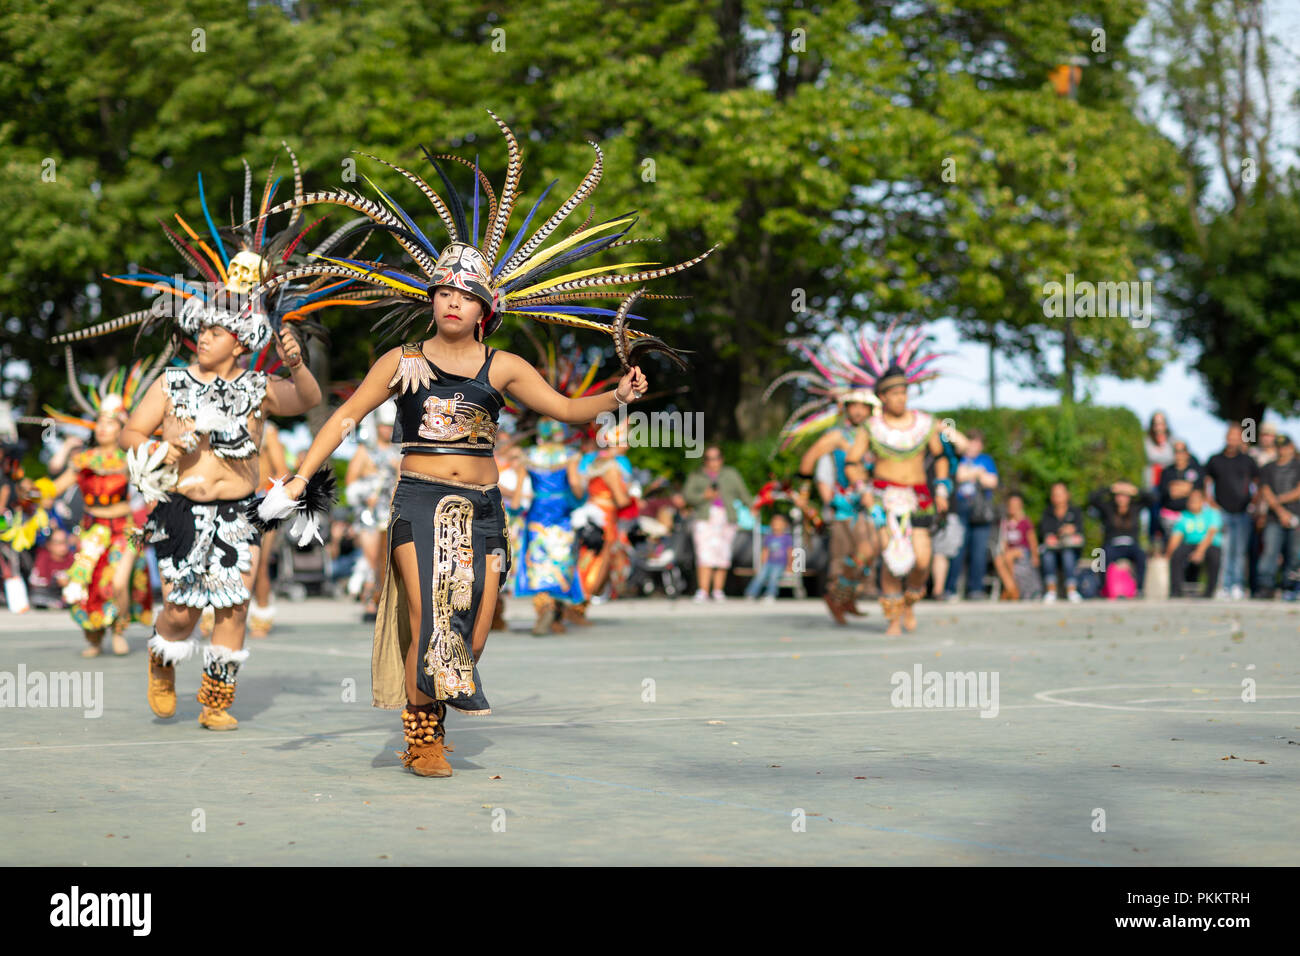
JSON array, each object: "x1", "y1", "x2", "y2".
[
  {"x1": 795, "y1": 393, "x2": 878, "y2": 624},
  {"x1": 857, "y1": 329, "x2": 948, "y2": 635},
  {"x1": 122, "y1": 296, "x2": 321, "y2": 729}
]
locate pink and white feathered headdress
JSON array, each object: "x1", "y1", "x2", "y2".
[{"x1": 763, "y1": 320, "x2": 942, "y2": 451}]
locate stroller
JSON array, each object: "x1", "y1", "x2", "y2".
[
  {"x1": 274, "y1": 527, "x2": 334, "y2": 601},
  {"x1": 625, "y1": 514, "x2": 690, "y2": 599}
]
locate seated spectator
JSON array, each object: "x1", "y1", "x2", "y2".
[
  {"x1": 1038, "y1": 481, "x2": 1085, "y2": 603},
  {"x1": 1166, "y1": 488, "x2": 1223, "y2": 597},
  {"x1": 993, "y1": 493, "x2": 1040, "y2": 600},
  {"x1": 1088, "y1": 481, "x2": 1154, "y2": 593},
  {"x1": 1157, "y1": 440, "x2": 1204, "y2": 536},
  {"x1": 1256, "y1": 434, "x2": 1300, "y2": 601},
  {"x1": 29, "y1": 527, "x2": 76, "y2": 609}
]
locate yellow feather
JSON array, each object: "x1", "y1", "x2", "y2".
[
  {"x1": 496, "y1": 215, "x2": 637, "y2": 282},
  {"x1": 307, "y1": 254, "x2": 427, "y2": 296},
  {"x1": 508, "y1": 262, "x2": 656, "y2": 300},
  {"x1": 503, "y1": 310, "x2": 653, "y2": 339}
]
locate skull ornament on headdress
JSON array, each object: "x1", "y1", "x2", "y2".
[
  {"x1": 224, "y1": 251, "x2": 268, "y2": 294},
  {"x1": 53, "y1": 144, "x2": 379, "y2": 372}
]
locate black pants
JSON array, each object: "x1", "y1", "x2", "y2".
[{"x1": 1169, "y1": 543, "x2": 1221, "y2": 597}]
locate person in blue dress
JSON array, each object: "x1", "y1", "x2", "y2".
[{"x1": 514, "y1": 419, "x2": 588, "y2": 634}]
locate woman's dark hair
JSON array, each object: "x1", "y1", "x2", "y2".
[{"x1": 1148, "y1": 411, "x2": 1170, "y2": 442}]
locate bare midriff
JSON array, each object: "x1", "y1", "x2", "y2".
[
  {"x1": 399, "y1": 452, "x2": 500, "y2": 486},
  {"x1": 398, "y1": 341, "x2": 503, "y2": 486},
  {"x1": 871, "y1": 412, "x2": 930, "y2": 486},
  {"x1": 162, "y1": 407, "x2": 263, "y2": 502}
]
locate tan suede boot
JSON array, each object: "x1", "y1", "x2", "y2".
[
  {"x1": 398, "y1": 701, "x2": 452, "y2": 777},
  {"x1": 248, "y1": 602, "x2": 274, "y2": 639},
  {"x1": 197, "y1": 673, "x2": 238, "y2": 730},
  {"x1": 146, "y1": 632, "x2": 198, "y2": 718},
  {"x1": 532, "y1": 594, "x2": 558, "y2": 636},
  {"x1": 562, "y1": 602, "x2": 593, "y2": 626},
  {"x1": 147, "y1": 650, "x2": 176, "y2": 718}
]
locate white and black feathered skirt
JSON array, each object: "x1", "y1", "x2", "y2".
[{"x1": 147, "y1": 493, "x2": 261, "y2": 608}]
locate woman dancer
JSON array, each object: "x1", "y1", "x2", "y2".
[{"x1": 265, "y1": 111, "x2": 710, "y2": 776}]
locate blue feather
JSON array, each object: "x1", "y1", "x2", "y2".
[
  {"x1": 366, "y1": 180, "x2": 438, "y2": 258},
  {"x1": 472, "y1": 153, "x2": 480, "y2": 248},
  {"x1": 197, "y1": 172, "x2": 229, "y2": 267},
  {"x1": 494, "y1": 179, "x2": 558, "y2": 278}
]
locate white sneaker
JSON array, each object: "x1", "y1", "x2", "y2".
[
  {"x1": 1231, "y1": 585, "x2": 1245, "y2": 601},
  {"x1": 761, "y1": 595, "x2": 777, "y2": 604},
  {"x1": 1043, "y1": 591, "x2": 1057, "y2": 604},
  {"x1": 692, "y1": 589, "x2": 709, "y2": 603},
  {"x1": 712, "y1": 589, "x2": 727, "y2": 602},
  {"x1": 1067, "y1": 589, "x2": 1082, "y2": 604}
]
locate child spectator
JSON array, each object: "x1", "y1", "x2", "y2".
[
  {"x1": 745, "y1": 512, "x2": 794, "y2": 603},
  {"x1": 1165, "y1": 488, "x2": 1223, "y2": 597},
  {"x1": 29, "y1": 527, "x2": 76, "y2": 609}
]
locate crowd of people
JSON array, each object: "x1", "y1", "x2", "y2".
[
  {"x1": 6, "y1": 110, "x2": 1295, "y2": 782},
  {"x1": 6, "y1": 409, "x2": 1296, "y2": 635}
]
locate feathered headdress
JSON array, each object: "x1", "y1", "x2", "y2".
[
  {"x1": 763, "y1": 320, "x2": 941, "y2": 451},
  {"x1": 54, "y1": 144, "x2": 381, "y2": 360},
  {"x1": 40, "y1": 348, "x2": 168, "y2": 431},
  {"x1": 241, "y1": 110, "x2": 713, "y2": 368}
]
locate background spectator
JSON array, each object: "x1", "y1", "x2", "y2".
[
  {"x1": 1144, "y1": 411, "x2": 1176, "y2": 549},
  {"x1": 1088, "y1": 480, "x2": 1154, "y2": 594},
  {"x1": 29, "y1": 527, "x2": 75, "y2": 609},
  {"x1": 1256, "y1": 434, "x2": 1300, "y2": 601},
  {"x1": 744, "y1": 512, "x2": 793, "y2": 602},
  {"x1": 993, "y1": 492, "x2": 1039, "y2": 601},
  {"x1": 944, "y1": 429, "x2": 998, "y2": 600},
  {"x1": 683, "y1": 445, "x2": 753, "y2": 601},
  {"x1": 1038, "y1": 481, "x2": 1085, "y2": 603},
  {"x1": 1166, "y1": 488, "x2": 1223, "y2": 598},
  {"x1": 1157, "y1": 440, "x2": 1204, "y2": 531},
  {"x1": 1205, "y1": 423, "x2": 1260, "y2": 600}
]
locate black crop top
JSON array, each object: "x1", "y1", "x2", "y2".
[{"x1": 391, "y1": 343, "x2": 504, "y2": 457}]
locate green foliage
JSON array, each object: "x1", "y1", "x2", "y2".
[
  {"x1": 933, "y1": 404, "x2": 1146, "y2": 524},
  {"x1": 1176, "y1": 175, "x2": 1300, "y2": 422},
  {"x1": 0, "y1": 0, "x2": 1187, "y2": 448}
]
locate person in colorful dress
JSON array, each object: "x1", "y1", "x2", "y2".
[{"x1": 44, "y1": 356, "x2": 160, "y2": 655}]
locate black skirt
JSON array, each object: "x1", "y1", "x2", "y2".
[{"x1": 372, "y1": 472, "x2": 511, "y2": 714}]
